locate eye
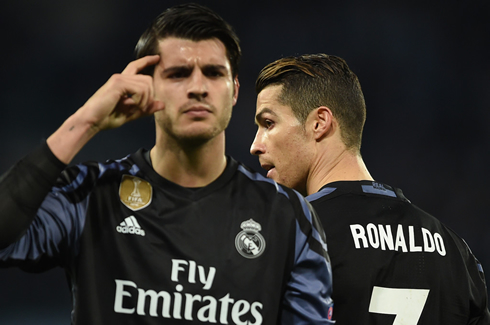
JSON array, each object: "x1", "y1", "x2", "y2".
[
  {"x1": 168, "y1": 72, "x2": 185, "y2": 79},
  {"x1": 205, "y1": 69, "x2": 224, "y2": 78},
  {"x1": 202, "y1": 65, "x2": 227, "y2": 78},
  {"x1": 264, "y1": 119, "x2": 274, "y2": 129},
  {"x1": 166, "y1": 68, "x2": 191, "y2": 79}
]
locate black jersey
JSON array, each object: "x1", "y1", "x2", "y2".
[
  {"x1": 0, "y1": 143, "x2": 334, "y2": 324},
  {"x1": 307, "y1": 180, "x2": 490, "y2": 325}
]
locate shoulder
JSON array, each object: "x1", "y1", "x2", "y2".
[
  {"x1": 233, "y1": 160, "x2": 291, "y2": 199},
  {"x1": 55, "y1": 150, "x2": 142, "y2": 190},
  {"x1": 232, "y1": 160, "x2": 315, "y2": 219}
]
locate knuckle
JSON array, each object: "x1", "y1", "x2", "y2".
[{"x1": 108, "y1": 73, "x2": 123, "y2": 84}]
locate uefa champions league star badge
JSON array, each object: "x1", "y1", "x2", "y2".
[{"x1": 235, "y1": 219, "x2": 266, "y2": 258}]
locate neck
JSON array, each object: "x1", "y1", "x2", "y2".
[
  {"x1": 150, "y1": 132, "x2": 227, "y2": 188},
  {"x1": 307, "y1": 145, "x2": 373, "y2": 195}
]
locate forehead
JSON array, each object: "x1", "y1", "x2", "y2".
[
  {"x1": 256, "y1": 85, "x2": 288, "y2": 112},
  {"x1": 256, "y1": 84, "x2": 299, "y2": 122},
  {"x1": 257, "y1": 85, "x2": 282, "y2": 107},
  {"x1": 157, "y1": 37, "x2": 230, "y2": 68}
]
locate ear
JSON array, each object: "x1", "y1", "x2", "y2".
[
  {"x1": 311, "y1": 106, "x2": 334, "y2": 141},
  {"x1": 232, "y1": 76, "x2": 240, "y2": 106}
]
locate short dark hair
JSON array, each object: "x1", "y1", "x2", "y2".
[
  {"x1": 134, "y1": 3, "x2": 241, "y2": 78},
  {"x1": 256, "y1": 54, "x2": 366, "y2": 152}
]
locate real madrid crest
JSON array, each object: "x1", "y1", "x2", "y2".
[
  {"x1": 235, "y1": 219, "x2": 266, "y2": 258},
  {"x1": 119, "y1": 175, "x2": 152, "y2": 211}
]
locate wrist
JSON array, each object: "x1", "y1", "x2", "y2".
[{"x1": 47, "y1": 110, "x2": 99, "y2": 164}]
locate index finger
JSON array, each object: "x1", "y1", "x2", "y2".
[{"x1": 121, "y1": 55, "x2": 161, "y2": 75}]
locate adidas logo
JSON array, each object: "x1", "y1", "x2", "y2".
[{"x1": 116, "y1": 216, "x2": 146, "y2": 236}]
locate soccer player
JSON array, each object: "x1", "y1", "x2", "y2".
[
  {"x1": 0, "y1": 5, "x2": 334, "y2": 324},
  {"x1": 250, "y1": 53, "x2": 490, "y2": 324}
]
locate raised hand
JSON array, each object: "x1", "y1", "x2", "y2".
[
  {"x1": 47, "y1": 55, "x2": 164, "y2": 164},
  {"x1": 81, "y1": 55, "x2": 165, "y2": 131}
]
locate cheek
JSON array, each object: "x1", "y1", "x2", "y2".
[
  {"x1": 154, "y1": 86, "x2": 167, "y2": 102},
  {"x1": 218, "y1": 78, "x2": 236, "y2": 95},
  {"x1": 283, "y1": 136, "x2": 310, "y2": 171},
  {"x1": 153, "y1": 110, "x2": 166, "y2": 124},
  {"x1": 221, "y1": 84, "x2": 236, "y2": 106},
  {"x1": 285, "y1": 136, "x2": 307, "y2": 157},
  {"x1": 154, "y1": 81, "x2": 181, "y2": 103}
]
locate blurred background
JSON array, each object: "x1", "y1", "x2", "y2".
[{"x1": 1, "y1": 0, "x2": 489, "y2": 323}]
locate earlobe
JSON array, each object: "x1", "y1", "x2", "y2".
[{"x1": 313, "y1": 106, "x2": 333, "y2": 141}]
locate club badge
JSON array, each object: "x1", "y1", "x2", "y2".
[
  {"x1": 119, "y1": 175, "x2": 152, "y2": 211},
  {"x1": 235, "y1": 219, "x2": 266, "y2": 258}
]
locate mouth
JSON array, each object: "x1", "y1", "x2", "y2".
[
  {"x1": 183, "y1": 105, "x2": 212, "y2": 118},
  {"x1": 260, "y1": 163, "x2": 276, "y2": 178}
]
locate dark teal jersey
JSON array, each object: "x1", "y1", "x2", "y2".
[
  {"x1": 308, "y1": 181, "x2": 490, "y2": 325},
  {"x1": 0, "y1": 142, "x2": 334, "y2": 324}
]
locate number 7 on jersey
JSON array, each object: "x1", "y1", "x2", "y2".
[{"x1": 369, "y1": 286, "x2": 430, "y2": 325}]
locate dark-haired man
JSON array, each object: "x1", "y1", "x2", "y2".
[
  {"x1": 0, "y1": 5, "x2": 334, "y2": 324},
  {"x1": 251, "y1": 53, "x2": 490, "y2": 324}
]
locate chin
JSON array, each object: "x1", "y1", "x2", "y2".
[
  {"x1": 180, "y1": 130, "x2": 222, "y2": 147},
  {"x1": 274, "y1": 177, "x2": 291, "y2": 188},
  {"x1": 179, "y1": 135, "x2": 213, "y2": 147}
]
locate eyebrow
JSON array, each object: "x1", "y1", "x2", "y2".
[
  {"x1": 202, "y1": 64, "x2": 228, "y2": 71},
  {"x1": 255, "y1": 108, "x2": 277, "y2": 124},
  {"x1": 162, "y1": 64, "x2": 228, "y2": 74},
  {"x1": 162, "y1": 66, "x2": 190, "y2": 74}
]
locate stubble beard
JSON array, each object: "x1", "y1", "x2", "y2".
[{"x1": 158, "y1": 107, "x2": 232, "y2": 149}]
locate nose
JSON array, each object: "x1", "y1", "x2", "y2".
[
  {"x1": 188, "y1": 70, "x2": 208, "y2": 100},
  {"x1": 250, "y1": 132, "x2": 265, "y2": 156}
]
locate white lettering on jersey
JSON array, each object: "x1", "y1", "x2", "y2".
[
  {"x1": 350, "y1": 224, "x2": 446, "y2": 256},
  {"x1": 114, "y1": 279, "x2": 137, "y2": 314},
  {"x1": 116, "y1": 216, "x2": 146, "y2": 236},
  {"x1": 114, "y1": 279, "x2": 263, "y2": 324},
  {"x1": 171, "y1": 259, "x2": 216, "y2": 290}
]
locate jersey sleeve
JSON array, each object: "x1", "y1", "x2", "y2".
[
  {"x1": 0, "y1": 142, "x2": 86, "y2": 271},
  {"x1": 281, "y1": 189, "x2": 335, "y2": 324},
  {"x1": 449, "y1": 230, "x2": 490, "y2": 324}
]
